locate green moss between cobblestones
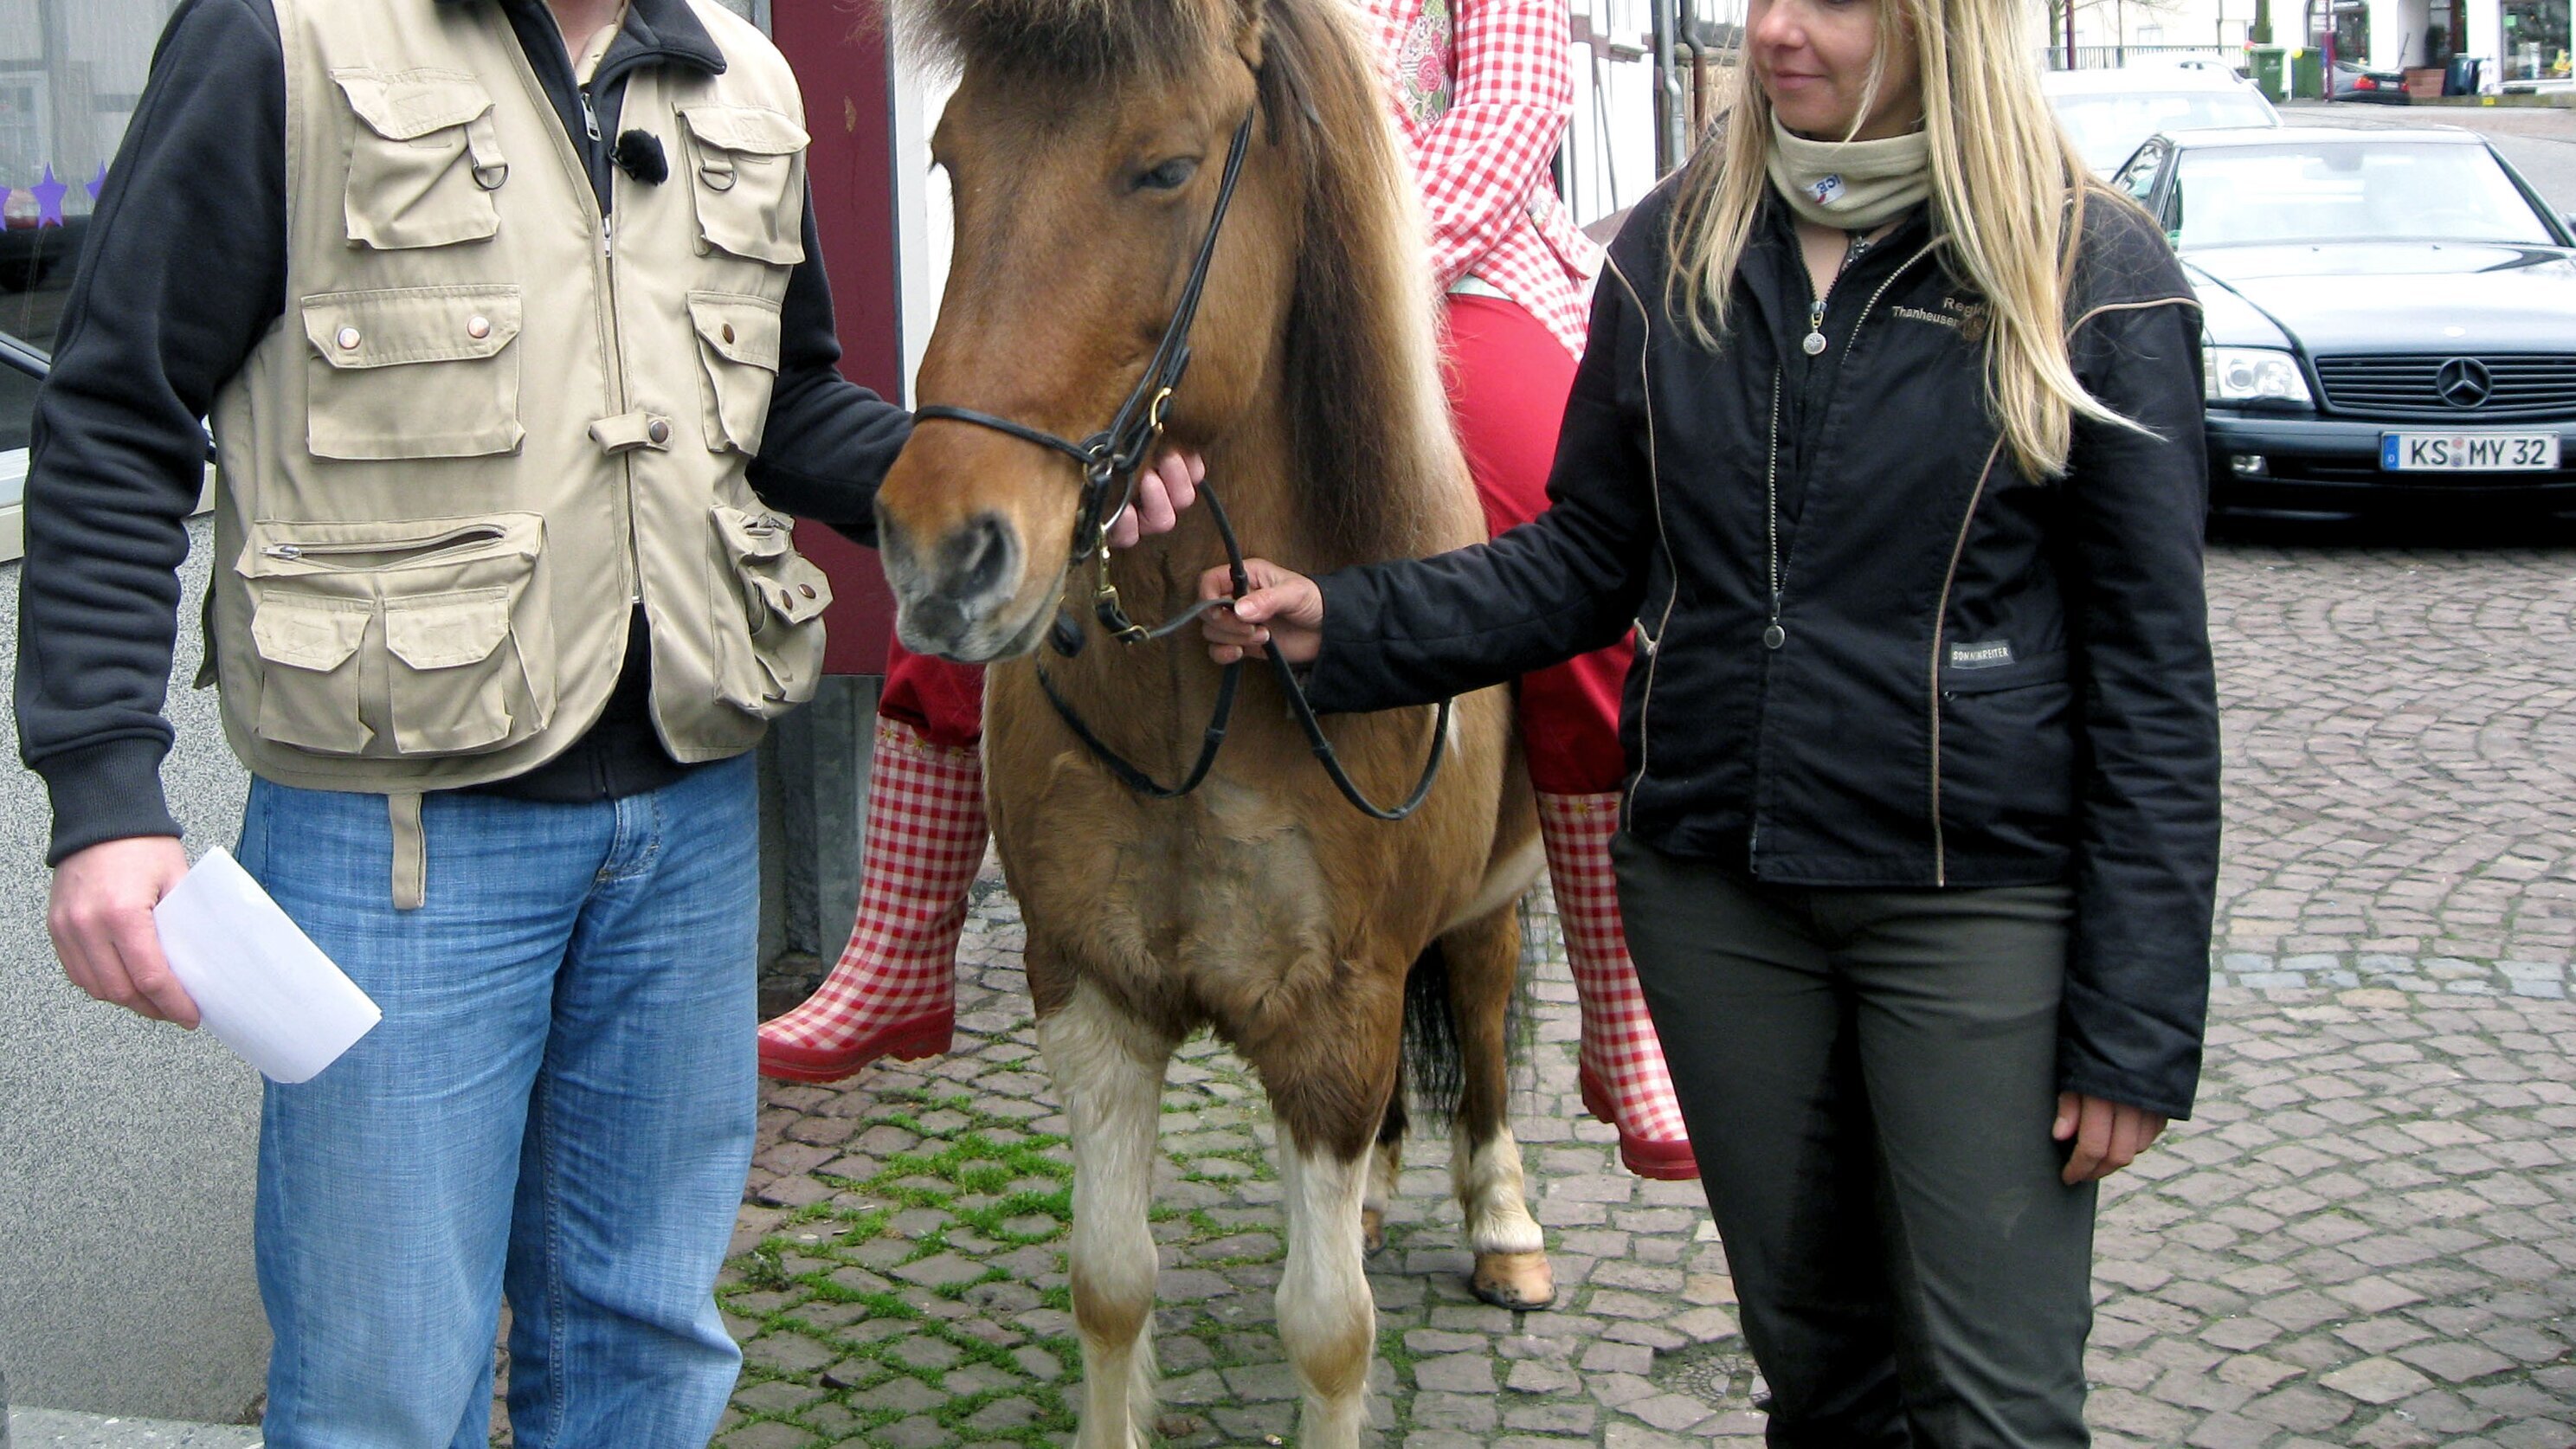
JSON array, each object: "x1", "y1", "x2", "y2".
[{"x1": 720, "y1": 1073, "x2": 1319, "y2": 1448}]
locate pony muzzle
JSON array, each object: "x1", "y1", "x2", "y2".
[{"x1": 880, "y1": 508, "x2": 1045, "y2": 661}]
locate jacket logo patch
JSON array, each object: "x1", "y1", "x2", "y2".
[
  {"x1": 1896, "y1": 297, "x2": 1990, "y2": 341},
  {"x1": 1948, "y1": 639, "x2": 2014, "y2": 670}
]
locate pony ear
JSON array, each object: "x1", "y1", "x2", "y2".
[{"x1": 1230, "y1": 0, "x2": 1267, "y2": 74}]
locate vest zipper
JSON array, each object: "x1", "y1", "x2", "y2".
[{"x1": 499, "y1": 30, "x2": 641, "y2": 625}]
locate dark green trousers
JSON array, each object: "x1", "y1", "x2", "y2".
[{"x1": 1613, "y1": 834, "x2": 2096, "y2": 1449}]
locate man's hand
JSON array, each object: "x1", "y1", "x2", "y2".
[
  {"x1": 1195, "y1": 557, "x2": 1324, "y2": 667},
  {"x1": 2053, "y1": 1092, "x2": 2167, "y2": 1184},
  {"x1": 49, "y1": 836, "x2": 199, "y2": 1027},
  {"x1": 1104, "y1": 449, "x2": 1205, "y2": 550}
]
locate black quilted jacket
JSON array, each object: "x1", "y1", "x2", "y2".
[{"x1": 1305, "y1": 177, "x2": 2220, "y2": 1119}]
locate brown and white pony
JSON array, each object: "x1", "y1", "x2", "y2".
[{"x1": 870, "y1": 0, "x2": 1555, "y2": 1441}]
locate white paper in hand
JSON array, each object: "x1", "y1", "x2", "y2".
[{"x1": 152, "y1": 847, "x2": 382, "y2": 1084}]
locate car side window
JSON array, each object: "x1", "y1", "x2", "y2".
[{"x1": 2115, "y1": 141, "x2": 2167, "y2": 205}]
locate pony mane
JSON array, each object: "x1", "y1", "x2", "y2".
[
  {"x1": 896, "y1": 0, "x2": 1242, "y2": 84},
  {"x1": 1253, "y1": 0, "x2": 1467, "y2": 569}
]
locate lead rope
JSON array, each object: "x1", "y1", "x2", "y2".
[{"x1": 1036, "y1": 477, "x2": 1453, "y2": 821}]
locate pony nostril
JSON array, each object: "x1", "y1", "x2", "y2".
[{"x1": 939, "y1": 512, "x2": 1020, "y2": 609}]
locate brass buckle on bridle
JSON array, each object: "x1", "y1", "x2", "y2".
[{"x1": 1088, "y1": 386, "x2": 1175, "y2": 647}]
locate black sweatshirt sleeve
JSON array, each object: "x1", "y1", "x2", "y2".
[
  {"x1": 745, "y1": 203, "x2": 912, "y2": 545},
  {"x1": 1301, "y1": 265, "x2": 1654, "y2": 713},
  {"x1": 15, "y1": 0, "x2": 287, "y2": 866},
  {"x1": 2056, "y1": 212, "x2": 2222, "y2": 1121}
]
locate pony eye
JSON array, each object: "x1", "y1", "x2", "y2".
[{"x1": 1137, "y1": 158, "x2": 1200, "y2": 192}]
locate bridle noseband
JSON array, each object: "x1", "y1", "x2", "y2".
[{"x1": 911, "y1": 100, "x2": 1451, "y2": 821}]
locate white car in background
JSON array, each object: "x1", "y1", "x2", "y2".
[{"x1": 2043, "y1": 63, "x2": 2285, "y2": 175}]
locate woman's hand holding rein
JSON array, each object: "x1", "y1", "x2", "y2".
[{"x1": 1196, "y1": 559, "x2": 1325, "y2": 667}]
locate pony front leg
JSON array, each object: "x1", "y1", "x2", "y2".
[
  {"x1": 1037, "y1": 984, "x2": 1173, "y2": 1449},
  {"x1": 1278, "y1": 1132, "x2": 1377, "y2": 1449}
]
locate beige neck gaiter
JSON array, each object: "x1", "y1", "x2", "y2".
[{"x1": 1765, "y1": 116, "x2": 1932, "y2": 231}]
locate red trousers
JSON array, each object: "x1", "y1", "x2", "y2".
[{"x1": 881, "y1": 293, "x2": 1631, "y2": 795}]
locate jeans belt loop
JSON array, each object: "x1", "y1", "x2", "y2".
[{"x1": 388, "y1": 792, "x2": 427, "y2": 911}]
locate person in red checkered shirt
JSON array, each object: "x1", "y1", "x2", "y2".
[{"x1": 757, "y1": 0, "x2": 1697, "y2": 1182}]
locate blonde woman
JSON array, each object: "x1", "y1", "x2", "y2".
[{"x1": 1193, "y1": 0, "x2": 2221, "y2": 1433}]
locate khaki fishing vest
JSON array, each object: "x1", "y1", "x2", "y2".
[{"x1": 207, "y1": 0, "x2": 835, "y2": 819}]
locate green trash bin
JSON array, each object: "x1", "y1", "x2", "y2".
[
  {"x1": 2247, "y1": 44, "x2": 2289, "y2": 100},
  {"x1": 2289, "y1": 46, "x2": 2326, "y2": 98}
]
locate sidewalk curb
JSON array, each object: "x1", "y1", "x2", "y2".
[{"x1": 3, "y1": 1411, "x2": 261, "y2": 1449}]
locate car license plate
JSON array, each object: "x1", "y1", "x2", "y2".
[{"x1": 2380, "y1": 432, "x2": 2561, "y2": 472}]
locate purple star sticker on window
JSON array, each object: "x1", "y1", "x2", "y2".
[
  {"x1": 87, "y1": 163, "x2": 106, "y2": 203},
  {"x1": 30, "y1": 165, "x2": 68, "y2": 227}
]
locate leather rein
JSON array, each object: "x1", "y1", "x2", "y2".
[{"x1": 911, "y1": 106, "x2": 1451, "y2": 821}]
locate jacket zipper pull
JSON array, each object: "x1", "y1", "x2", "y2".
[
  {"x1": 580, "y1": 87, "x2": 603, "y2": 143},
  {"x1": 1802, "y1": 299, "x2": 1828, "y2": 357}
]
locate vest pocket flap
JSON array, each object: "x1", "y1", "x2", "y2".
[
  {"x1": 750, "y1": 564, "x2": 834, "y2": 626},
  {"x1": 687, "y1": 293, "x2": 783, "y2": 370},
  {"x1": 306, "y1": 287, "x2": 524, "y2": 370},
  {"x1": 332, "y1": 68, "x2": 496, "y2": 141},
  {"x1": 384, "y1": 588, "x2": 512, "y2": 670},
  {"x1": 712, "y1": 504, "x2": 795, "y2": 561},
  {"x1": 679, "y1": 105, "x2": 811, "y2": 158},
  {"x1": 250, "y1": 596, "x2": 369, "y2": 672}
]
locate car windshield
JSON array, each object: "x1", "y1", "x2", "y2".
[
  {"x1": 2171, "y1": 141, "x2": 2557, "y2": 248},
  {"x1": 2051, "y1": 90, "x2": 2277, "y2": 172}
]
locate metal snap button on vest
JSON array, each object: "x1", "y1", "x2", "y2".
[
  {"x1": 336, "y1": 326, "x2": 362, "y2": 351},
  {"x1": 721, "y1": 323, "x2": 737, "y2": 345},
  {"x1": 647, "y1": 418, "x2": 672, "y2": 446},
  {"x1": 467, "y1": 315, "x2": 493, "y2": 340},
  {"x1": 798, "y1": 583, "x2": 816, "y2": 599}
]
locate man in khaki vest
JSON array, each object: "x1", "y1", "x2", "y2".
[{"x1": 15, "y1": 0, "x2": 1191, "y2": 1439}]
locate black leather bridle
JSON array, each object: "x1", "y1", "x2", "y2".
[{"x1": 911, "y1": 103, "x2": 1450, "y2": 820}]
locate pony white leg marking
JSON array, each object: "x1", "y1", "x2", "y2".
[
  {"x1": 1452, "y1": 1118, "x2": 1544, "y2": 1257},
  {"x1": 1361, "y1": 1135, "x2": 1401, "y2": 1253},
  {"x1": 1039, "y1": 989, "x2": 1169, "y2": 1449},
  {"x1": 1277, "y1": 1134, "x2": 1377, "y2": 1449}
]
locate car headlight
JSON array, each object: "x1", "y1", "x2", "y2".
[{"x1": 2204, "y1": 346, "x2": 2313, "y2": 406}]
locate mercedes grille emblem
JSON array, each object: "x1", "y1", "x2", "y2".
[{"x1": 2437, "y1": 357, "x2": 2494, "y2": 409}]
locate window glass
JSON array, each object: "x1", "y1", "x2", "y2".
[
  {"x1": 2050, "y1": 90, "x2": 2278, "y2": 175},
  {"x1": 0, "y1": 0, "x2": 184, "y2": 357},
  {"x1": 0, "y1": 0, "x2": 184, "y2": 504},
  {"x1": 2113, "y1": 142, "x2": 2166, "y2": 203},
  {"x1": 2172, "y1": 141, "x2": 2554, "y2": 248}
]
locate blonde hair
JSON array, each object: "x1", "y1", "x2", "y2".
[{"x1": 1663, "y1": 0, "x2": 2144, "y2": 480}]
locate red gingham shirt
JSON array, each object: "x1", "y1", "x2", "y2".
[{"x1": 1361, "y1": 0, "x2": 1603, "y2": 358}]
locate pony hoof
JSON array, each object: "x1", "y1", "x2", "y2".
[
  {"x1": 1472, "y1": 1251, "x2": 1556, "y2": 1311},
  {"x1": 1361, "y1": 1207, "x2": 1387, "y2": 1256}
]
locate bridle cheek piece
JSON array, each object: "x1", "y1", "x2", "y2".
[{"x1": 910, "y1": 100, "x2": 1451, "y2": 821}]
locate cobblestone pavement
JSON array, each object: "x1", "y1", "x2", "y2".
[{"x1": 513, "y1": 541, "x2": 2576, "y2": 1447}]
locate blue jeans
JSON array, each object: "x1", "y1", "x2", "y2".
[{"x1": 239, "y1": 757, "x2": 759, "y2": 1449}]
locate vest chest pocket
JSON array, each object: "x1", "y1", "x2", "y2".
[
  {"x1": 688, "y1": 292, "x2": 782, "y2": 454},
  {"x1": 331, "y1": 68, "x2": 509, "y2": 250},
  {"x1": 710, "y1": 504, "x2": 830, "y2": 718},
  {"x1": 240, "y1": 512, "x2": 557, "y2": 758},
  {"x1": 304, "y1": 286, "x2": 524, "y2": 460},
  {"x1": 677, "y1": 106, "x2": 808, "y2": 266}
]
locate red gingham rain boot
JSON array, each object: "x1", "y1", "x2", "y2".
[
  {"x1": 758, "y1": 717, "x2": 988, "y2": 1083},
  {"x1": 1539, "y1": 792, "x2": 1698, "y2": 1181}
]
